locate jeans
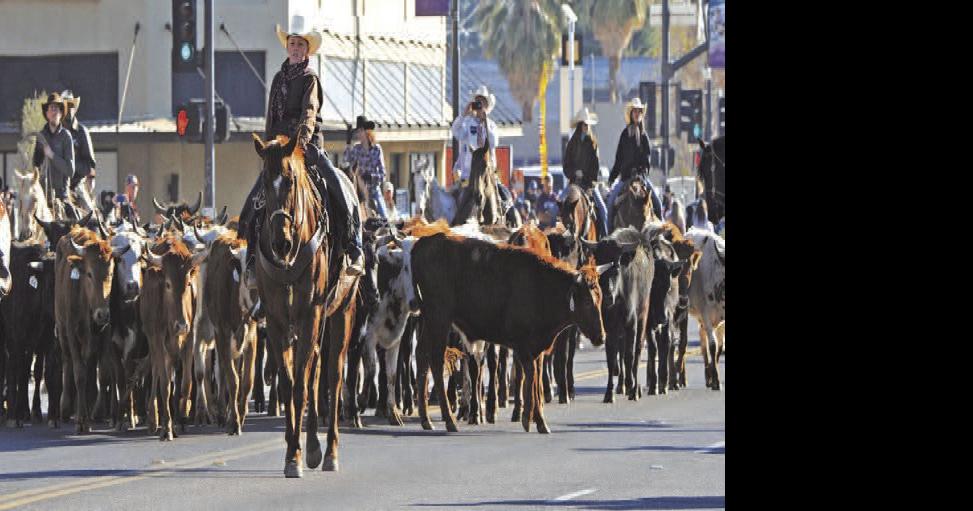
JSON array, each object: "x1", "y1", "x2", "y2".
[
  {"x1": 367, "y1": 184, "x2": 389, "y2": 220},
  {"x1": 607, "y1": 176, "x2": 663, "y2": 231}
]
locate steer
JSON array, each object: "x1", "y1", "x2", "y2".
[
  {"x1": 140, "y1": 235, "x2": 208, "y2": 440},
  {"x1": 204, "y1": 233, "x2": 256, "y2": 435},
  {"x1": 410, "y1": 232, "x2": 608, "y2": 434},
  {"x1": 54, "y1": 226, "x2": 116, "y2": 433},
  {"x1": 684, "y1": 227, "x2": 725, "y2": 390}
]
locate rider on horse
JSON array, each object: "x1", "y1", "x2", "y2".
[
  {"x1": 32, "y1": 91, "x2": 78, "y2": 220},
  {"x1": 343, "y1": 115, "x2": 388, "y2": 220},
  {"x1": 606, "y1": 97, "x2": 663, "y2": 230},
  {"x1": 563, "y1": 107, "x2": 608, "y2": 238},
  {"x1": 240, "y1": 20, "x2": 365, "y2": 294}
]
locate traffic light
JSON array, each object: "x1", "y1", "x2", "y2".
[
  {"x1": 639, "y1": 82, "x2": 657, "y2": 139},
  {"x1": 718, "y1": 96, "x2": 725, "y2": 136},
  {"x1": 678, "y1": 89, "x2": 703, "y2": 142},
  {"x1": 172, "y1": 1, "x2": 198, "y2": 73},
  {"x1": 177, "y1": 99, "x2": 232, "y2": 143}
]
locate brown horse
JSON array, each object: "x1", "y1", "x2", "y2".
[
  {"x1": 697, "y1": 137, "x2": 725, "y2": 225},
  {"x1": 612, "y1": 178, "x2": 658, "y2": 231},
  {"x1": 453, "y1": 144, "x2": 502, "y2": 226},
  {"x1": 251, "y1": 134, "x2": 357, "y2": 477}
]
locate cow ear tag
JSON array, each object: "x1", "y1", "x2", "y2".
[
  {"x1": 29, "y1": 276, "x2": 38, "y2": 289},
  {"x1": 70, "y1": 268, "x2": 80, "y2": 280}
]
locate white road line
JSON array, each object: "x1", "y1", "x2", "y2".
[
  {"x1": 695, "y1": 441, "x2": 725, "y2": 454},
  {"x1": 553, "y1": 488, "x2": 598, "y2": 501}
]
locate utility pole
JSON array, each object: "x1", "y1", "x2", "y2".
[
  {"x1": 203, "y1": 0, "x2": 215, "y2": 214},
  {"x1": 451, "y1": 0, "x2": 460, "y2": 176}
]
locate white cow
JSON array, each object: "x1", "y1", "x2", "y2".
[{"x1": 685, "y1": 227, "x2": 725, "y2": 390}]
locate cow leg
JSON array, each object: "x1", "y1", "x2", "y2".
[
  {"x1": 384, "y1": 343, "x2": 404, "y2": 426},
  {"x1": 239, "y1": 324, "x2": 258, "y2": 427},
  {"x1": 485, "y1": 343, "x2": 498, "y2": 423},
  {"x1": 192, "y1": 344, "x2": 209, "y2": 426},
  {"x1": 218, "y1": 328, "x2": 242, "y2": 436},
  {"x1": 252, "y1": 326, "x2": 266, "y2": 414},
  {"x1": 323, "y1": 304, "x2": 354, "y2": 472},
  {"x1": 533, "y1": 355, "x2": 551, "y2": 434},
  {"x1": 45, "y1": 348, "x2": 62, "y2": 428},
  {"x1": 510, "y1": 355, "x2": 523, "y2": 422},
  {"x1": 465, "y1": 352, "x2": 482, "y2": 425},
  {"x1": 698, "y1": 321, "x2": 712, "y2": 388},
  {"x1": 3, "y1": 345, "x2": 23, "y2": 427},
  {"x1": 105, "y1": 345, "x2": 126, "y2": 430},
  {"x1": 401, "y1": 321, "x2": 417, "y2": 417},
  {"x1": 708, "y1": 323, "x2": 722, "y2": 391},
  {"x1": 31, "y1": 353, "x2": 45, "y2": 424},
  {"x1": 656, "y1": 325, "x2": 670, "y2": 395},
  {"x1": 666, "y1": 323, "x2": 678, "y2": 392},
  {"x1": 518, "y1": 352, "x2": 534, "y2": 433},
  {"x1": 553, "y1": 331, "x2": 569, "y2": 404},
  {"x1": 155, "y1": 357, "x2": 174, "y2": 441},
  {"x1": 71, "y1": 344, "x2": 94, "y2": 434},
  {"x1": 675, "y1": 315, "x2": 689, "y2": 389},
  {"x1": 634, "y1": 324, "x2": 647, "y2": 399},
  {"x1": 615, "y1": 340, "x2": 626, "y2": 395},
  {"x1": 604, "y1": 330, "x2": 618, "y2": 403},
  {"x1": 497, "y1": 346, "x2": 509, "y2": 408},
  {"x1": 542, "y1": 354, "x2": 553, "y2": 404},
  {"x1": 177, "y1": 345, "x2": 195, "y2": 433},
  {"x1": 622, "y1": 325, "x2": 637, "y2": 400},
  {"x1": 433, "y1": 353, "x2": 458, "y2": 433},
  {"x1": 567, "y1": 329, "x2": 577, "y2": 400}
]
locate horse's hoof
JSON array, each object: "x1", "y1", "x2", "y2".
[
  {"x1": 445, "y1": 422, "x2": 458, "y2": 433},
  {"x1": 306, "y1": 447, "x2": 323, "y2": 469},
  {"x1": 322, "y1": 457, "x2": 339, "y2": 472},
  {"x1": 421, "y1": 420, "x2": 434, "y2": 431},
  {"x1": 284, "y1": 461, "x2": 303, "y2": 478}
]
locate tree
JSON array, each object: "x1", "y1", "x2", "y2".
[
  {"x1": 17, "y1": 91, "x2": 47, "y2": 172},
  {"x1": 580, "y1": 0, "x2": 649, "y2": 103},
  {"x1": 476, "y1": 0, "x2": 562, "y2": 122}
]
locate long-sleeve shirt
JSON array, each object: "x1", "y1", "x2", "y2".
[
  {"x1": 32, "y1": 124, "x2": 75, "y2": 199},
  {"x1": 609, "y1": 124, "x2": 652, "y2": 184},
  {"x1": 563, "y1": 131, "x2": 600, "y2": 188},
  {"x1": 450, "y1": 114, "x2": 498, "y2": 180},
  {"x1": 343, "y1": 143, "x2": 386, "y2": 184},
  {"x1": 65, "y1": 118, "x2": 96, "y2": 187}
]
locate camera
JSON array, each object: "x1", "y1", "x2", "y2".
[{"x1": 472, "y1": 100, "x2": 482, "y2": 111}]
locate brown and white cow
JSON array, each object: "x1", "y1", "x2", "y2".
[
  {"x1": 203, "y1": 233, "x2": 256, "y2": 435},
  {"x1": 685, "y1": 227, "x2": 725, "y2": 390},
  {"x1": 410, "y1": 232, "x2": 608, "y2": 434},
  {"x1": 54, "y1": 226, "x2": 117, "y2": 433},
  {"x1": 140, "y1": 235, "x2": 208, "y2": 440}
]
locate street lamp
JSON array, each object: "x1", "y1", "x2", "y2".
[{"x1": 562, "y1": 4, "x2": 578, "y2": 135}]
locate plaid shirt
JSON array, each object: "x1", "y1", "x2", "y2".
[{"x1": 343, "y1": 143, "x2": 386, "y2": 183}]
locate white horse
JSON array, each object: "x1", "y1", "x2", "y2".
[{"x1": 12, "y1": 168, "x2": 53, "y2": 243}]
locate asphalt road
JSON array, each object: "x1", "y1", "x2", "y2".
[{"x1": 0, "y1": 327, "x2": 725, "y2": 511}]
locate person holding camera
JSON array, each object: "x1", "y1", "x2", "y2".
[
  {"x1": 343, "y1": 115, "x2": 388, "y2": 220},
  {"x1": 450, "y1": 85, "x2": 498, "y2": 188}
]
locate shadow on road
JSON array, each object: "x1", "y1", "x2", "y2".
[
  {"x1": 410, "y1": 495, "x2": 726, "y2": 509},
  {"x1": 0, "y1": 467, "x2": 276, "y2": 482},
  {"x1": 574, "y1": 444, "x2": 725, "y2": 454}
]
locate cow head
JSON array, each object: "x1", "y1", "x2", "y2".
[
  {"x1": 110, "y1": 229, "x2": 146, "y2": 301},
  {"x1": 671, "y1": 238, "x2": 702, "y2": 318},
  {"x1": 66, "y1": 231, "x2": 116, "y2": 327},
  {"x1": 649, "y1": 237, "x2": 686, "y2": 327},
  {"x1": 153, "y1": 191, "x2": 202, "y2": 223},
  {"x1": 143, "y1": 236, "x2": 208, "y2": 338},
  {"x1": 568, "y1": 265, "x2": 607, "y2": 346}
]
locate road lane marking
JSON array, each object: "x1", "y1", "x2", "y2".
[
  {"x1": 572, "y1": 348, "x2": 703, "y2": 383},
  {"x1": 695, "y1": 441, "x2": 725, "y2": 454},
  {"x1": 553, "y1": 488, "x2": 597, "y2": 501},
  {"x1": 0, "y1": 438, "x2": 283, "y2": 510}
]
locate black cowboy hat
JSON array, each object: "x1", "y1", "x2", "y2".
[
  {"x1": 355, "y1": 115, "x2": 376, "y2": 131},
  {"x1": 41, "y1": 92, "x2": 69, "y2": 114}
]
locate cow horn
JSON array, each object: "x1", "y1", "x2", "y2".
[
  {"x1": 142, "y1": 248, "x2": 164, "y2": 268},
  {"x1": 217, "y1": 205, "x2": 228, "y2": 225},
  {"x1": 135, "y1": 223, "x2": 148, "y2": 237},
  {"x1": 190, "y1": 247, "x2": 210, "y2": 268},
  {"x1": 715, "y1": 244, "x2": 725, "y2": 265},
  {"x1": 188, "y1": 191, "x2": 202, "y2": 215},
  {"x1": 78, "y1": 210, "x2": 93, "y2": 228},
  {"x1": 252, "y1": 132, "x2": 267, "y2": 156},
  {"x1": 618, "y1": 240, "x2": 639, "y2": 253},
  {"x1": 580, "y1": 239, "x2": 599, "y2": 252},
  {"x1": 112, "y1": 243, "x2": 131, "y2": 257},
  {"x1": 70, "y1": 239, "x2": 85, "y2": 255},
  {"x1": 173, "y1": 216, "x2": 185, "y2": 232},
  {"x1": 595, "y1": 263, "x2": 613, "y2": 275},
  {"x1": 96, "y1": 221, "x2": 110, "y2": 239},
  {"x1": 193, "y1": 225, "x2": 205, "y2": 245},
  {"x1": 153, "y1": 197, "x2": 168, "y2": 214},
  {"x1": 33, "y1": 213, "x2": 52, "y2": 232}
]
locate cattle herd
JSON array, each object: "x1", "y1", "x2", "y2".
[{"x1": 0, "y1": 156, "x2": 725, "y2": 480}]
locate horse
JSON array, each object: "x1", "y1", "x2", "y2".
[
  {"x1": 251, "y1": 134, "x2": 358, "y2": 477},
  {"x1": 697, "y1": 137, "x2": 725, "y2": 225},
  {"x1": 612, "y1": 176, "x2": 660, "y2": 231},
  {"x1": 430, "y1": 144, "x2": 507, "y2": 227},
  {"x1": 12, "y1": 167, "x2": 54, "y2": 242}
]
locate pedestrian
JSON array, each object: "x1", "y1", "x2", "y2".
[
  {"x1": 450, "y1": 85, "x2": 498, "y2": 189},
  {"x1": 534, "y1": 175, "x2": 560, "y2": 229},
  {"x1": 563, "y1": 107, "x2": 608, "y2": 237},
  {"x1": 60, "y1": 91, "x2": 97, "y2": 197},
  {"x1": 32, "y1": 91, "x2": 77, "y2": 220},
  {"x1": 238, "y1": 16, "x2": 365, "y2": 283},
  {"x1": 382, "y1": 181, "x2": 402, "y2": 223},
  {"x1": 99, "y1": 190, "x2": 118, "y2": 224},
  {"x1": 606, "y1": 97, "x2": 662, "y2": 229},
  {"x1": 114, "y1": 174, "x2": 142, "y2": 225},
  {"x1": 343, "y1": 115, "x2": 389, "y2": 220}
]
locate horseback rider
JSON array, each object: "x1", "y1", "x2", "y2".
[
  {"x1": 342, "y1": 115, "x2": 388, "y2": 219},
  {"x1": 450, "y1": 85, "x2": 498, "y2": 189},
  {"x1": 562, "y1": 107, "x2": 608, "y2": 238},
  {"x1": 60, "y1": 91, "x2": 97, "y2": 198},
  {"x1": 239, "y1": 18, "x2": 365, "y2": 290},
  {"x1": 32, "y1": 91, "x2": 78, "y2": 220},
  {"x1": 606, "y1": 97, "x2": 663, "y2": 229}
]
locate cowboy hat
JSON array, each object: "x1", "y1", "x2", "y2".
[
  {"x1": 572, "y1": 106, "x2": 598, "y2": 127},
  {"x1": 60, "y1": 90, "x2": 80, "y2": 110},
  {"x1": 276, "y1": 15, "x2": 322, "y2": 56},
  {"x1": 354, "y1": 115, "x2": 376, "y2": 131},
  {"x1": 40, "y1": 92, "x2": 69, "y2": 114},
  {"x1": 469, "y1": 85, "x2": 496, "y2": 114},
  {"x1": 623, "y1": 97, "x2": 646, "y2": 123}
]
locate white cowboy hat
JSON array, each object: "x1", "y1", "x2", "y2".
[
  {"x1": 276, "y1": 15, "x2": 322, "y2": 56},
  {"x1": 469, "y1": 85, "x2": 496, "y2": 114},
  {"x1": 60, "y1": 90, "x2": 80, "y2": 110},
  {"x1": 572, "y1": 107, "x2": 598, "y2": 127},
  {"x1": 623, "y1": 97, "x2": 646, "y2": 123}
]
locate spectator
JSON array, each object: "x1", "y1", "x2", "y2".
[
  {"x1": 115, "y1": 174, "x2": 142, "y2": 225},
  {"x1": 382, "y1": 181, "x2": 402, "y2": 223},
  {"x1": 534, "y1": 175, "x2": 560, "y2": 229}
]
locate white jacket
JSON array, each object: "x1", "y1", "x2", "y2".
[{"x1": 450, "y1": 114, "x2": 498, "y2": 180}]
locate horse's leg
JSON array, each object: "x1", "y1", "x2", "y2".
[
  {"x1": 323, "y1": 303, "x2": 354, "y2": 472},
  {"x1": 297, "y1": 314, "x2": 321, "y2": 471},
  {"x1": 268, "y1": 320, "x2": 300, "y2": 478},
  {"x1": 343, "y1": 325, "x2": 364, "y2": 428},
  {"x1": 239, "y1": 323, "x2": 258, "y2": 426}
]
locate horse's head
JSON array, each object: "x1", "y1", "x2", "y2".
[{"x1": 252, "y1": 133, "x2": 312, "y2": 264}]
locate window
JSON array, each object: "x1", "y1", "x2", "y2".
[
  {"x1": 322, "y1": 57, "x2": 364, "y2": 124},
  {"x1": 0, "y1": 53, "x2": 119, "y2": 122},
  {"x1": 171, "y1": 51, "x2": 266, "y2": 117},
  {"x1": 366, "y1": 61, "x2": 405, "y2": 124}
]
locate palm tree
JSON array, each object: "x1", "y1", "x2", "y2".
[
  {"x1": 580, "y1": 0, "x2": 649, "y2": 103},
  {"x1": 476, "y1": 0, "x2": 562, "y2": 122}
]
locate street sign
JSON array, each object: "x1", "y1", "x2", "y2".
[{"x1": 648, "y1": 2, "x2": 697, "y2": 27}]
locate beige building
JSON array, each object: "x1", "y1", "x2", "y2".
[{"x1": 0, "y1": 0, "x2": 522, "y2": 219}]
